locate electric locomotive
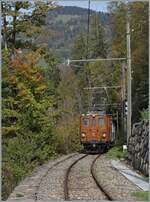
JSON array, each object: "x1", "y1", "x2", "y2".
[{"x1": 80, "y1": 111, "x2": 115, "y2": 153}]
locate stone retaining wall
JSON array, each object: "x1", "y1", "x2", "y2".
[{"x1": 128, "y1": 121, "x2": 149, "y2": 176}]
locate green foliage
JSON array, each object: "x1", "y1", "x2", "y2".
[
  {"x1": 55, "y1": 116, "x2": 82, "y2": 154},
  {"x1": 131, "y1": 191, "x2": 149, "y2": 201},
  {"x1": 106, "y1": 146, "x2": 128, "y2": 160},
  {"x1": 2, "y1": 2, "x2": 82, "y2": 200},
  {"x1": 16, "y1": 193, "x2": 24, "y2": 198},
  {"x1": 46, "y1": 7, "x2": 110, "y2": 61},
  {"x1": 72, "y1": 13, "x2": 106, "y2": 60},
  {"x1": 2, "y1": 48, "x2": 58, "y2": 200},
  {"x1": 109, "y1": 2, "x2": 148, "y2": 122},
  {"x1": 140, "y1": 109, "x2": 148, "y2": 122},
  {"x1": 88, "y1": 14, "x2": 107, "y2": 58},
  {"x1": 54, "y1": 14, "x2": 80, "y2": 23},
  {"x1": 2, "y1": 2, "x2": 148, "y2": 200},
  {"x1": 55, "y1": 66, "x2": 82, "y2": 153},
  {"x1": 1, "y1": 1, "x2": 57, "y2": 49},
  {"x1": 72, "y1": 33, "x2": 87, "y2": 60}
]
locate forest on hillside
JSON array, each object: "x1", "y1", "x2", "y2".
[
  {"x1": 36, "y1": 6, "x2": 110, "y2": 61},
  {"x1": 2, "y1": 1, "x2": 148, "y2": 200}
]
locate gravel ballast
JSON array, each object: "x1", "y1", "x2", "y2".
[
  {"x1": 68, "y1": 155, "x2": 107, "y2": 200},
  {"x1": 93, "y1": 155, "x2": 142, "y2": 201},
  {"x1": 8, "y1": 153, "x2": 142, "y2": 201}
]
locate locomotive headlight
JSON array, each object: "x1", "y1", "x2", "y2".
[
  {"x1": 81, "y1": 133, "x2": 86, "y2": 138},
  {"x1": 102, "y1": 133, "x2": 106, "y2": 138}
]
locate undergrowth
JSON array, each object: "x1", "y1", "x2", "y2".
[
  {"x1": 106, "y1": 146, "x2": 128, "y2": 160},
  {"x1": 131, "y1": 191, "x2": 149, "y2": 201}
]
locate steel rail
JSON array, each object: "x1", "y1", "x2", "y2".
[
  {"x1": 64, "y1": 154, "x2": 88, "y2": 200},
  {"x1": 91, "y1": 155, "x2": 114, "y2": 201},
  {"x1": 34, "y1": 153, "x2": 78, "y2": 200}
]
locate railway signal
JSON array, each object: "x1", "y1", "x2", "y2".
[{"x1": 124, "y1": 100, "x2": 128, "y2": 116}]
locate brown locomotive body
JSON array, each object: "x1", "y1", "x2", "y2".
[{"x1": 80, "y1": 112, "x2": 115, "y2": 152}]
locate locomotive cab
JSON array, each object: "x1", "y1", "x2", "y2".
[{"x1": 80, "y1": 112, "x2": 114, "y2": 153}]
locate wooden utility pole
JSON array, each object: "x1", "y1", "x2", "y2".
[
  {"x1": 126, "y1": 7, "x2": 132, "y2": 144},
  {"x1": 116, "y1": 111, "x2": 119, "y2": 139},
  {"x1": 121, "y1": 62, "x2": 126, "y2": 141},
  {"x1": 121, "y1": 63, "x2": 126, "y2": 102}
]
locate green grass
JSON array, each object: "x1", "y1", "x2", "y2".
[
  {"x1": 140, "y1": 108, "x2": 148, "y2": 122},
  {"x1": 16, "y1": 193, "x2": 24, "y2": 197},
  {"x1": 131, "y1": 191, "x2": 149, "y2": 201},
  {"x1": 106, "y1": 146, "x2": 127, "y2": 160}
]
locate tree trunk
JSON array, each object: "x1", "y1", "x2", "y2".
[
  {"x1": 2, "y1": 3, "x2": 8, "y2": 50},
  {"x1": 12, "y1": 5, "x2": 17, "y2": 47}
]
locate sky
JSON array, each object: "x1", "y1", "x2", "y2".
[{"x1": 55, "y1": 1, "x2": 108, "y2": 12}]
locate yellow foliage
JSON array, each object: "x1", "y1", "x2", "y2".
[
  {"x1": 18, "y1": 89, "x2": 28, "y2": 97},
  {"x1": 2, "y1": 126, "x2": 20, "y2": 136},
  {"x1": 8, "y1": 75, "x2": 17, "y2": 84},
  {"x1": 55, "y1": 115, "x2": 81, "y2": 153},
  {"x1": 35, "y1": 84, "x2": 47, "y2": 94}
]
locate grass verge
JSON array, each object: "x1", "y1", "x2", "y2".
[
  {"x1": 131, "y1": 191, "x2": 149, "y2": 201},
  {"x1": 106, "y1": 146, "x2": 127, "y2": 160},
  {"x1": 16, "y1": 193, "x2": 24, "y2": 197}
]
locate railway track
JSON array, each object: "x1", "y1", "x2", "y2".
[
  {"x1": 35, "y1": 153, "x2": 78, "y2": 200},
  {"x1": 9, "y1": 152, "x2": 141, "y2": 201},
  {"x1": 91, "y1": 155, "x2": 113, "y2": 201},
  {"x1": 35, "y1": 153, "x2": 113, "y2": 201},
  {"x1": 64, "y1": 154, "x2": 88, "y2": 200},
  {"x1": 64, "y1": 154, "x2": 113, "y2": 201}
]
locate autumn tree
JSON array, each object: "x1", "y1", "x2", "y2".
[
  {"x1": 2, "y1": 1, "x2": 61, "y2": 199},
  {"x1": 55, "y1": 65, "x2": 82, "y2": 153},
  {"x1": 2, "y1": 49, "x2": 59, "y2": 199}
]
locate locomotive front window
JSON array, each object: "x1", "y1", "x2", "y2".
[
  {"x1": 92, "y1": 118, "x2": 97, "y2": 126},
  {"x1": 82, "y1": 118, "x2": 89, "y2": 127},
  {"x1": 99, "y1": 118, "x2": 105, "y2": 127}
]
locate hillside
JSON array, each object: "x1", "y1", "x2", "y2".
[{"x1": 37, "y1": 6, "x2": 110, "y2": 62}]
